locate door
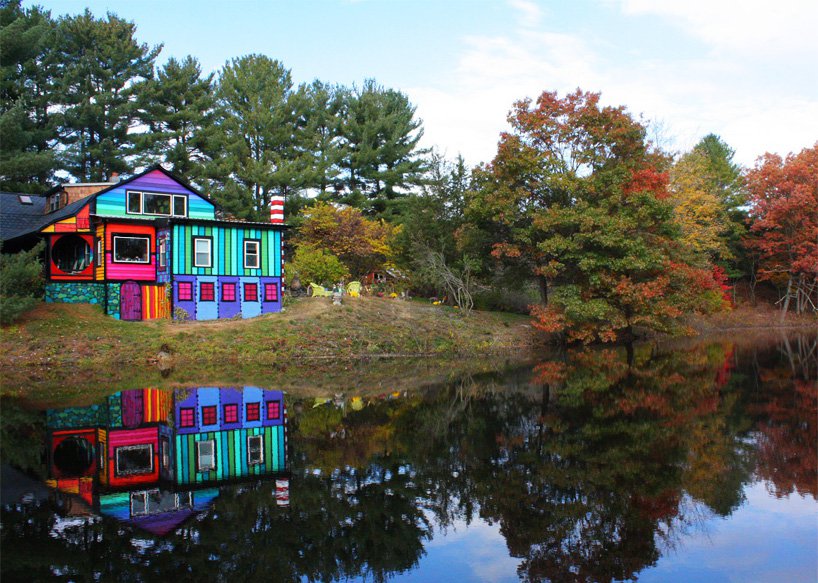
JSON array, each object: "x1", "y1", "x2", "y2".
[{"x1": 121, "y1": 281, "x2": 142, "y2": 321}]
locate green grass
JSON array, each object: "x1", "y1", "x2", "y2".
[{"x1": 0, "y1": 297, "x2": 536, "y2": 403}]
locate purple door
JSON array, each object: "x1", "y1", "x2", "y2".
[{"x1": 121, "y1": 281, "x2": 142, "y2": 321}]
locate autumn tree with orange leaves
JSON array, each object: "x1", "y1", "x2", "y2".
[{"x1": 466, "y1": 89, "x2": 726, "y2": 343}]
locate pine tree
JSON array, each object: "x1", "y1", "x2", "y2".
[
  {"x1": 0, "y1": 0, "x2": 60, "y2": 192},
  {"x1": 55, "y1": 9, "x2": 161, "y2": 181}
]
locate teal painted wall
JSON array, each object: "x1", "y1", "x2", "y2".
[
  {"x1": 106, "y1": 283, "x2": 121, "y2": 319},
  {"x1": 45, "y1": 282, "x2": 105, "y2": 305},
  {"x1": 171, "y1": 224, "x2": 281, "y2": 277}
]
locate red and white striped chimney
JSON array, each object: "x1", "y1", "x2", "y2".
[{"x1": 270, "y1": 195, "x2": 284, "y2": 224}]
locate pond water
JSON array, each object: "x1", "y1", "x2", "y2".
[{"x1": 1, "y1": 332, "x2": 816, "y2": 582}]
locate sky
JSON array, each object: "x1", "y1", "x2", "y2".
[{"x1": 34, "y1": 0, "x2": 818, "y2": 168}]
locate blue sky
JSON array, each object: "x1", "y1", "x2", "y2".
[{"x1": 36, "y1": 0, "x2": 818, "y2": 167}]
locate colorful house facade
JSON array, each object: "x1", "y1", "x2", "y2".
[{"x1": 5, "y1": 165, "x2": 284, "y2": 321}]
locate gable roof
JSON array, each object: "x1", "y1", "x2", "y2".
[{"x1": 0, "y1": 192, "x2": 47, "y2": 242}]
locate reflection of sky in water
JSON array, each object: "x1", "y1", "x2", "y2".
[{"x1": 640, "y1": 482, "x2": 817, "y2": 583}]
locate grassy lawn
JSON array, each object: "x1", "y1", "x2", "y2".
[{"x1": 0, "y1": 296, "x2": 536, "y2": 403}]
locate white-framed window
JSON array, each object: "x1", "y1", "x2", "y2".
[
  {"x1": 158, "y1": 237, "x2": 167, "y2": 270},
  {"x1": 196, "y1": 440, "x2": 215, "y2": 472},
  {"x1": 112, "y1": 235, "x2": 151, "y2": 264},
  {"x1": 244, "y1": 240, "x2": 260, "y2": 269},
  {"x1": 193, "y1": 237, "x2": 212, "y2": 268},
  {"x1": 49, "y1": 193, "x2": 61, "y2": 212},
  {"x1": 247, "y1": 434, "x2": 264, "y2": 465},
  {"x1": 160, "y1": 437, "x2": 170, "y2": 470},
  {"x1": 126, "y1": 190, "x2": 187, "y2": 217},
  {"x1": 115, "y1": 444, "x2": 154, "y2": 476},
  {"x1": 95, "y1": 238, "x2": 103, "y2": 267}
]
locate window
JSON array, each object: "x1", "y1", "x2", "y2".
[
  {"x1": 113, "y1": 235, "x2": 151, "y2": 264},
  {"x1": 50, "y1": 193, "x2": 61, "y2": 212},
  {"x1": 244, "y1": 282, "x2": 258, "y2": 302},
  {"x1": 177, "y1": 281, "x2": 193, "y2": 301},
  {"x1": 161, "y1": 437, "x2": 170, "y2": 470},
  {"x1": 222, "y1": 282, "x2": 236, "y2": 302},
  {"x1": 200, "y1": 282, "x2": 215, "y2": 301},
  {"x1": 196, "y1": 440, "x2": 215, "y2": 472},
  {"x1": 95, "y1": 238, "x2": 103, "y2": 268},
  {"x1": 127, "y1": 191, "x2": 142, "y2": 214},
  {"x1": 52, "y1": 235, "x2": 91, "y2": 273},
  {"x1": 224, "y1": 403, "x2": 239, "y2": 424},
  {"x1": 179, "y1": 407, "x2": 195, "y2": 428},
  {"x1": 264, "y1": 283, "x2": 278, "y2": 302},
  {"x1": 131, "y1": 491, "x2": 149, "y2": 516},
  {"x1": 126, "y1": 191, "x2": 187, "y2": 217},
  {"x1": 248, "y1": 435, "x2": 264, "y2": 465},
  {"x1": 266, "y1": 400, "x2": 280, "y2": 421},
  {"x1": 201, "y1": 405, "x2": 217, "y2": 426},
  {"x1": 115, "y1": 444, "x2": 153, "y2": 476},
  {"x1": 246, "y1": 402, "x2": 260, "y2": 422},
  {"x1": 193, "y1": 237, "x2": 211, "y2": 268},
  {"x1": 158, "y1": 238, "x2": 167, "y2": 271},
  {"x1": 244, "y1": 240, "x2": 260, "y2": 269}
]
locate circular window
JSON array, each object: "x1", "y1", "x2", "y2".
[
  {"x1": 52, "y1": 235, "x2": 91, "y2": 273},
  {"x1": 53, "y1": 436, "x2": 94, "y2": 476}
]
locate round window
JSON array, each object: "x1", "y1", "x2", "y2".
[
  {"x1": 52, "y1": 235, "x2": 91, "y2": 273},
  {"x1": 53, "y1": 436, "x2": 94, "y2": 476}
]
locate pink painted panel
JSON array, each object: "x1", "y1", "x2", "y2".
[
  {"x1": 105, "y1": 223, "x2": 156, "y2": 281},
  {"x1": 108, "y1": 427, "x2": 159, "y2": 448}
]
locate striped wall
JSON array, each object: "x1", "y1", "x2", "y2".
[
  {"x1": 105, "y1": 223, "x2": 156, "y2": 281},
  {"x1": 171, "y1": 224, "x2": 282, "y2": 277},
  {"x1": 141, "y1": 284, "x2": 170, "y2": 320},
  {"x1": 95, "y1": 224, "x2": 105, "y2": 280},
  {"x1": 107, "y1": 427, "x2": 160, "y2": 488},
  {"x1": 174, "y1": 425, "x2": 286, "y2": 485},
  {"x1": 95, "y1": 169, "x2": 215, "y2": 220}
]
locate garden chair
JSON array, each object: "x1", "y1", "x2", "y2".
[
  {"x1": 346, "y1": 281, "x2": 362, "y2": 297},
  {"x1": 308, "y1": 283, "x2": 333, "y2": 297}
]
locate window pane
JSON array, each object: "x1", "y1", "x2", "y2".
[
  {"x1": 173, "y1": 196, "x2": 187, "y2": 216},
  {"x1": 143, "y1": 193, "x2": 172, "y2": 215},
  {"x1": 52, "y1": 235, "x2": 91, "y2": 273},
  {"x1": 113, "y1": 236, "x2": 150, "y2": 263},
  {"x1": 197, "y1": 440, "x2": 215, "y2": 471},
  {"x1": 127, "y1": 191, "x2": 141, "y2": 213},
  {"x1": 116, "y1": 445, "x2": 153, "y2": 476},
  {"x1": 248, "y1": 435, "x2": 263, "y2": 464},
  {"x1": 244, "y1": 241, "x2": 260, "y2": 268},
  {"x1": 194, "y1": 238, "x2": 211, "y2": 267}
]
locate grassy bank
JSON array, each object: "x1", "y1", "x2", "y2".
[{"x1": 0, "y1": 297, "x2": 536, "y2": 402}]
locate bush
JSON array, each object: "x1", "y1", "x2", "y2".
[
  {"x1": 285, "y1": 245, "x2": 349, "y2": 288},
  {"x1": 0, "y1": 242, "x2": 45, "y2": 324},
  {"x1": 473, "y1": 285, "x2": 539, "y2": 314}
]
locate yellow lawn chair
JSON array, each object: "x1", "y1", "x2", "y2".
[
  {"x1": 346, "y1": 281, "x2": 362, "y2": 297},
  {"x1": 308, "y1": 283, "x2": 332, "y2": 297}
]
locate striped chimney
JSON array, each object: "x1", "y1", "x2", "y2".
[{"x1": 270, "y1": 195, "x2": 284, "y2": 224}]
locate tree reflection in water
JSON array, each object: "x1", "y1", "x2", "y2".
[{"x1": 1, "y1": 333, "x2": 815, "y2": 582}]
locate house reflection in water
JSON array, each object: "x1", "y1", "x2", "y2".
[{"x1": 44, "y1": 387, "x2": 289, "y2": 535}]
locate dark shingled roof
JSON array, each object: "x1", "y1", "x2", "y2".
[{"x1": 0, "y1": 192, "x2": 96, "y2": 243}]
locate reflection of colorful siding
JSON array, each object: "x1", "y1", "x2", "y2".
[
  {"x1": 171, "y1": 224, "x2": 282, "y2": 277},
  {"x1": 49, "y1": 428, "x2": 99, "y2": 479},
  {"x1": 105, "y1": 222, "x2": 156, "y2": 281},
  {"x1": 173, "y1": 387, "x2": 284, "y2": 434},
  {"x1": 95, "y1": 169, "x2": 215, "y2": 220},
  {"x1": 47, "y1": 403, "x2": 108, "y2": 429},
  {"x1": 107, "y1": 427, "x2": 160, "y2": 488},
  {"x1": 174, "y1": 425, "x2": 286, "y2": 485},
  {"x1": 98, "y1": 488, "x2": 219, "y2": 535}
]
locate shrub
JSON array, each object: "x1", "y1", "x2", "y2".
[
  {"x1": 0, "y1": 242, "x2": 44, "y2": 324},
  {"x1": 286, "y1": 245, "x2": 349, "y2": 288}
]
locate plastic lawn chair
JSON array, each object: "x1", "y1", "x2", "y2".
[
  {"x1": 346, "y1": 281, "x2": 362, "y2": 297},
  {"x1": 308, "y1": 283, "x2": 333, "y2": 297}
]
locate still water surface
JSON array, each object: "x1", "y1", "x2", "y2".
[{"x1": 1, "y1": 333, "x2": 816, "y2": 582}]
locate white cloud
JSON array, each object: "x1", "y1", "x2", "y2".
[{"x1": 508, "y1": 0, "x2": 543, "y2": 28}]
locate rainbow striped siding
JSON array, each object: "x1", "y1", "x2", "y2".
[
  {"x1": 171, "y1": 224, "x2": 281, "y2": 277},
  {"x1": 141, "y1": 284, "x2": 170, "y2": 320},
  {"x1": 174, "y1": 425, "x2": 286, "y2": 485},
  {"x1": 95, "y1": 170, "x2": 216, "y2": 220}
]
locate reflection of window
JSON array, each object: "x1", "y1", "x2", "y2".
[
  {"x1": 113, "y1": 235, "x2": 150, "y2": 264},
  {"x1": 244, "y1": 240, "x2": 260, "y2": 269},
  {"x1": 178, "y1": 282, "x2": 193, "y2": 301},
  {"x1": 246, "y1": 402, "x2": 260, "y2": 422},
  {"x1": 224, "y1": 404, "x2": 238, "y2": 423},
  {"x1": 197, "y1": 440, "x2": 215, "y2": 471},
  {"x1": 222, "y1": 282, "x2": 236, "y2": 301},
  {"x1": 264, "y1": 283, "x2": 278, "y2": 302},
  {"x1": 179, "y1": 407, "x2": 195, "y2": 427},
  {"x1": 161, "y1": 437, "x2": 170, "y2": 469},
  {"x1": 194, "y1": 237, "x2": 211, "y2": 267},
  {"x1": 200, "y1": 282, "x2": 215, "y2": 301},
  {"x1": 115, "y1": 444, "x2": 153, "y2": 476},
  {"x1": 244, "y1": 283, "x2": 258, "y2": 302},
  {"x1": 248, "y1": 435, "x2": 264, "y2": 465},
  {"x1": 52, "y1": 235, "x2": 91, "y2": 273},
  {"x1": 266, "y1": 400, "x2": 280, "y2": 420},
  {"x1": 201, "y1": 405, "x2": 217, "y2": 426}
]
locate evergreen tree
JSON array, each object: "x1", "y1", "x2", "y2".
[
  {"x1": 55, "y1": 9, "x2": 160, "y2": 181},
  {"x1": 297, "y1": 80, "x2": 345, "y2": 197},
  {"x1": 208, "y1": 55, "x2": 304, "y2": 220},
  {"x1": 136, "y1": 55, "x2": 215, "y2": 180},
  {"x1": 0, "y1": 0, "x2": 59, "y2": 192}
]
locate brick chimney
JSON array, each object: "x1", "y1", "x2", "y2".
[{"x1": 270, "y1": 195, "x2": 284, "y2": 224}]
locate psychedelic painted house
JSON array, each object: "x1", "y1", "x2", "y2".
[{"x1": 1, "y1": 165, "x2": 284, "y2": 321}]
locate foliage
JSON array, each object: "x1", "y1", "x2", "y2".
[
  {"x1": 0, "y1": 242, "x2": 44, "y2": 324},
  {"x1": 412, "y1": 245, "x2": 478, "y2": 314},
  {"x1": 745, "y1": 144, "x2": 818, "y2": 317},
  {"x1": 285, "y1": 245, "x2": 349, "y2": 288},
  {"x1": 295, "y1": 201, "x2": 396, "y2": 278}
]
